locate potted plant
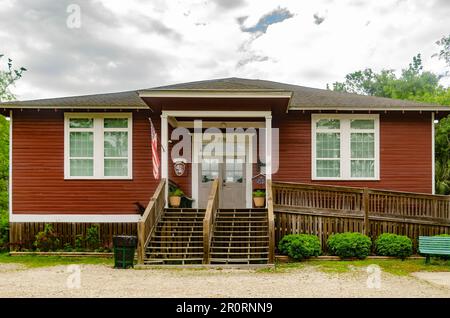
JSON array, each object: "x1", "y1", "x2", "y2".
[
  {"x1": 169, "y1": 188, "x2": 184, "y2": 208},
  {"x1": 253, "y1": 189, "x2": 266, "y2": 208}
]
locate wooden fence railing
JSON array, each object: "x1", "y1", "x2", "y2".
[
  {"x1": 137, "y1": 179, "x2": 166, "y2": 264},
  {"x1": 203, "y1": 179, "x2": 220, "y2": 264},
  {"x1": 266, "y1": 179, "x2": 275, "y2": 263},
  {"x1": 272, "y1": 181, "x2": 450, "y2": 251}
]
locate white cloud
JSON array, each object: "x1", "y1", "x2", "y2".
[{"x1": 0, "y1": 0, "x2": 449, "y2": 100}]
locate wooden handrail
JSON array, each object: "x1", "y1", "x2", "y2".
[
  {"x1": 266, "y1": 179, "x2": 275, "y2": 264},
  {"x1": 203, "y1": 179, "x2": 220, "y2": 264},
  {"x1": 273, "y1": 181, "x2": 450, "y2": 199},
  {"x1": 272, "y1": 181, "x2": 450, "y2": 223},
  {"x1": 137, "y1": 179, "x2": 166, "y2": 264}
]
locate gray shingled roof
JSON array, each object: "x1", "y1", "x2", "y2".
[
  {"x1": 1, "y1": 77, "x2": 448, "y2": 111},
  {"x1": 0, "y1": 90, "x2": 148, "y2": 109}
]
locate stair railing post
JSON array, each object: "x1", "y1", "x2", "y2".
[{"x1": 363, "y1": 187, "x2": 370, "y2": 236}]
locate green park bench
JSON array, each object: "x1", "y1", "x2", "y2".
[{"x1": 418, "y1": 236, "x2": 450, "y2": 263}]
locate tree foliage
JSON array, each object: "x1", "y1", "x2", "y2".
[
  {"x1": 329, "y1": 38, "x2": 450, "y2": 194},
  {"x1": 0, "y1": 55, "x2": 26, "y2": 248},
  {"x1": 0, "y1": 54, "x2": 26, "y2": 102}
]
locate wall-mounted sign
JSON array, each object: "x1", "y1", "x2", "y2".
[{"x1": 173, "y1": 158, "x2": 187, "y2": 176}]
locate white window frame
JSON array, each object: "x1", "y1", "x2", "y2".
[
  {"x1": 64, "y1": 113, "x2": 133, "y2": 180},
  {"x1": 311, "y1": 114, "x2": 380, "y2": 181}
]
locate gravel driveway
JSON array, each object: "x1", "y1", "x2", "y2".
[{"x1": 0, "y1": 263, "x2": 449, "y2": 298}]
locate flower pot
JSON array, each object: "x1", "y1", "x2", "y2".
[
  {"x1": 253, "y1": 196, "x2": 265, "y2": 208},
  {"x1": 169, "y1": 196, "x2": 181, "y2": 208}
]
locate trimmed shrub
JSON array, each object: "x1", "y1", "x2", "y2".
[
  {"x1": 287, "y1": 235, "x2": 321, "y2": 260},
  {"x1": 375, "y1": 233, "x2": 412, "y2": 259},
  {"x1": 327, "y1": 232, "x2": 372, "y2": 259},
  {"x1": 277, "y1": 234, "x2": 297, "y2": 255},
  {"x1": 278, "y1": 234, "x2": 321, "y2": 260}
]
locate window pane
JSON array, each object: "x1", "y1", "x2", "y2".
[
  {"x1": 69, "y1": 118, "x2": 93, "y2": 128},
  {"x1": 70, "y1": 132, "x2": 93, "y2": 157},
  {"x1": 351, "y1": 133, "x2": 374, "y2": 158},
  {"x1": 316, "y1": 160, "x2": 340, "y2": 177},
  {"x1": 104, "y1": 118, "x2": 128, "y2": 128},
  {"x1": 201, "y1": 158, "x2": 219, "y2": 183},
  {"x1": 316, "y1": 119, "x2": 340, "y2": 129},
  {"x1": 225, "y1": 158, "x2": 244, "y2": 183},
  {"x1": 316, "y1": 133, "x2": 340, "y2": 158},
  {"x1": 104, "y1": 159, "x2": 128, "y2": 176},
  {"x1": 104, "y1": 132, "x2": 128, "y2": 157},
  {"x1": 350, "y1": 119, "x2": 374, "y2": 130},
  {"x1": 70, "y1": 159, "x2": 93, "y2": 176},
  {"x1": 351, "y1": 160, "x2": 374, "y2": 178}
]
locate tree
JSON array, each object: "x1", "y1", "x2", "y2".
[
  {"x1": 434, "y1": 34, "x2": 450, "y2": 71},
  {"x1": 328, "y1": 54, "x2": 441, "y2": 101},
  {"x1": 0, "y1": 55, "x2": 26, "y2": 248},
  {"x1": 0, "y1": 54, "x2": 27, "y2": 102}
]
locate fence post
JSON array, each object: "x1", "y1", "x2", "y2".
[{"x1": 363, "y1": 188, "x2": 370, "y2": 236}]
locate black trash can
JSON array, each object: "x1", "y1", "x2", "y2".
[{"x1": 113, "y1": 235, "x2": 137, "y2": 269}]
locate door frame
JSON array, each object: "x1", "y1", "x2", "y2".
[{"x1": 192, "y1": 130, "x2": 254, "y2": 209}]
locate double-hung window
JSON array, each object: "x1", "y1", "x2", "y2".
[
  {"x1": 312, "y1": 114, "x2": 379, "y2": 180},
  {"x1": 65, "y1": 113, "x2": 132, "y2": 179}
]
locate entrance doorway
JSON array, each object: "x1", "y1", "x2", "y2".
[{"x1": 197, "y1": 133, "x2": 253, "y2": 209}]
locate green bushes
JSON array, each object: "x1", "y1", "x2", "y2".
[
  {"x1": 375, "y1": 233, "x2": 413, "y2": 259},
  {"x1": 0, "y1": 212, "x2": 8, "y2": 252},
  {"x1": 277, "y1": 234, "x2": 321, "y2": 260},
  {"x1": 33, "y1": 224, "x2": 60, "y2": 251},
  {"x1": 31, "y1": 223, "x2": 111, "y2": 252},
  {"x1": 327, "y1": 232, "x2": 372, "y2": 259}
]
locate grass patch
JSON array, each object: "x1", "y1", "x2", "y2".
[
  {"x1": 0, "y1": 252, "x2": 113, "y2": 268},
  {"x1": 273, "y1": 259, "x2": 450, "y2": 276}
]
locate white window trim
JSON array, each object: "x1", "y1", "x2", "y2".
[
  {"x1": 64, "y1": 113, "x2": 133, "y2": 180},
  {"x1": 311, "y1": 114, "x2": 380, "y2": 181}
]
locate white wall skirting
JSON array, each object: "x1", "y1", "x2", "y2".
[{"x1": 10, "y1": 214, "x2": 141, "y2": 223}]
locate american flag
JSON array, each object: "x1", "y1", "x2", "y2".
[{"x1": 149, "y1": 118, "x2": 160, "y2": 179}]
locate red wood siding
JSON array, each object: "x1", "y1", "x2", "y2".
[
  {"x1": 273, "y1": 112, "x2": 433, "y2": 193},
  {"x1": 12, "y1": 110, "x2": 160, "y2": 214},
  {"x1": 11, "y1": 109, "x2": 433, "y2": 217}
]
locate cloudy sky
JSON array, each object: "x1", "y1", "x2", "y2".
[{"x1": 0, "y1": 0, "x2": 449, "y2": 100}]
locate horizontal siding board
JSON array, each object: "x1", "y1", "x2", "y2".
[
  {"x1": 12, "y1": 110, "x2": 164, "y2": 214},
  {"x1": 12, "y1": 109, "x2": 432, "y2": 216},
  {"x1": 273, "y1": 112, "x2": 432, "y2": 194}
]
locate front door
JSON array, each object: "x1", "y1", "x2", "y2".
[{"x1": 197, "y1": 135, "x2": 249, "y2": 209}]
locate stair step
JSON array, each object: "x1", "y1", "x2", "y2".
[
  {"x1": 213, "y1": 235, "x2": 269, "y2": 238},
  {"x1": 158, "y1": 221, "x2": 204, "y2": 224},
  {"x1": 154, "y1": 231, "x2": 203, "y2": 234},
  {"x1": 144, "y1": 258, "x2": 203, "y2": 264},
  {"x1": 213, "y1": 230, "x2": 268, "y2": 234},
  {"x1": 211, "y1": 246, "x2": 268, "y2": 250},
  {"x1": 152, "y1": 235, "x2": 203, "y2": 239},
  {"x1": 210, "y1": 258, "x2": 269, "y2": 263},
  {"x1": 215, "y1": 221, "x2": 268, "y2": 224},
  {"x1": 147, "y1": 251, "x2": 204, "y2": 255},
  {"x1": 157, "y1": 223, "x2": 203, "y2": 229},
  {"x1": 211, "y1": 251, "x2": 269, "y2": 255},
  {"x1": 147, "y1": 246, "x2": 203, "y2": 250}
]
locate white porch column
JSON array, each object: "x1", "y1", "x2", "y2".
[
  {"x1": 265, "y1": 114, "x2": 272, "y2": 206},
  {"x1": 161, "y1": 113, "x2": 169, "y2": 207}
]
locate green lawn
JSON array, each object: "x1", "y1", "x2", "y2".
[
  {"x1": 0, "y1": 252, "x2": 113, "y2": 268},
  {"x1": 271, "y1": 259, "x2": 450, "y2": 276}
]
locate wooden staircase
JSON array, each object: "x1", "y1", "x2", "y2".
[
  {"x1": 137, "y1": 179, "x2": 275, "y2": 266},
  {"x1": 144, "y1": 208, "x2": 205, "y2": 265},
  {"x1": 209, "y1": 208, "x2": 269, "y2": 264}
]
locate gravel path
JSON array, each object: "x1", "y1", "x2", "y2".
[{"x1": 0, "y1": 263, "x2": 449, "y2": 298}]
